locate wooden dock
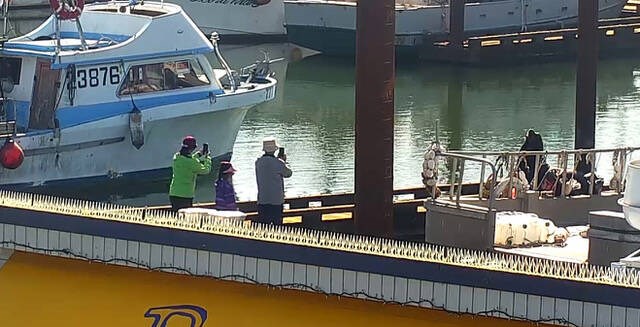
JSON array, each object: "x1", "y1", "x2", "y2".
[{"x1": 420, "y1": 13, "x2": 640, "y2": 64}]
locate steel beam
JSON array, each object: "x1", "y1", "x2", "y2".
[
  {"x1": 354, "y1": 0, "x2": 395, "y2": 237},
  {"x1": 575, "y1": 0, "x2": 599, "y2": 150},
  {"x1": 449, "y1": 0, "x2": 465, "y2": 57}
]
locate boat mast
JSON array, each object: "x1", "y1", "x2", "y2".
[{"x1": 1, "y1": 0, "x2": 8, "y2": 40}]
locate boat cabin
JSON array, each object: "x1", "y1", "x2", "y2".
[{"x1": 0, "y1": 1, "x2": 223, "y2": 135}]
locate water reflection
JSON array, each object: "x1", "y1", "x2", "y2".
[{"x1": 28, "y1": 45, "x2": 640, "y2": 205}]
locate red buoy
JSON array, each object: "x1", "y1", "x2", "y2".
[{"x1": 0, "y1": 138, "x2": 24, "y2": 169}]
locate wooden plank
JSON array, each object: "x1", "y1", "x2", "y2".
[
  {"x1": 322, "y1": 212, "x2": 352, "y2": 221},
  {"x1": 283, "y1": 216, "x2": 302, "y2": 224}
]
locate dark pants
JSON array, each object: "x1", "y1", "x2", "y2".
[
  {"x1": 170, "y1": 196, "x2": 193, "y2": 212},
  {"x1": 256, "y1": 204, "x2": 283, "y2": 225}
]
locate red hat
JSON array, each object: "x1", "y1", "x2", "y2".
[
  {"x1": 220, "y1": 161, "x2": 236, "y2": 174},
  {"x1": 182, "y1": 135, "x2": 197, "y2": 148}
]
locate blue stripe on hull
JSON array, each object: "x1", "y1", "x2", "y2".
[
  {"x1": 55, "y1": 89, "x2": 223, "y2": 129},
  {"x1": 285, "y1": 25, "x2": 418, "y2": 58}
]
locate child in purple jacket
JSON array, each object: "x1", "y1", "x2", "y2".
[{"x1": 215, "y1": 161, "x2": 238, "y2": 211}]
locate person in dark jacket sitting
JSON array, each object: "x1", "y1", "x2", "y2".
[
  {"x1": 214, "y1": 161, "x2": 238, "y2": 211},
  {"x1": 519, "y1": 129, "x2": 547, "y2": 185}
]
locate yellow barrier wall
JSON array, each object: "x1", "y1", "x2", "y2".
[{"x1": 0, "y1": 252, "x2": 545, "y2": 327}]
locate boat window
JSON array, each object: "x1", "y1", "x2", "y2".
[
  {"x1": 118, "y1": 59, "x2": 210, "y2": 96},
  {"x1": 0, "y1": 57, "x2": 22, "y2": 85}
]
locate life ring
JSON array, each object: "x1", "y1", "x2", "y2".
[{"x1": 49, "y1": 0, "x2": 84, "y2": 20}]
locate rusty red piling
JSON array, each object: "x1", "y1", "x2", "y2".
[
  {"x1": 354, "y1": 0, "x2": 395, "y2": 237},
  {"x1": 575, "y1": 0, "x2": 599, "y2": 150}
]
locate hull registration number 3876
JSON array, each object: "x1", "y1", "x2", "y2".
[{"x1": 76, "y1": 65, "x2": 121, "y2": 89}]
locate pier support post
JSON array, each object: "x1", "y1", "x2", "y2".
[
  {"x1": 354, "y1": 0, "x2": 395, "y2": 237},
  {"x1": 446, "y1": 68, "x2": 463, "y2": 150},
  {"x1": 575, "y1": 0, "x2": 599, "y2": 150},
  {"x1": 449, "y1": 0, "x2": 465, "y2": 60}
]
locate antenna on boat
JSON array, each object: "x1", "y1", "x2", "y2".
[{"x1": 1, "y1": 0, "x2": 8, "y2": 40}]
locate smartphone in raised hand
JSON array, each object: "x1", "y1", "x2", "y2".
[
  {"x1": 277, "y1": 147, "x2": 285, "y2": 159},
  {"x1": 202, "y1": 143, "x2": 209, "y2": 155}
]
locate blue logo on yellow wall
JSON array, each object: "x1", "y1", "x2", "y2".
[{"x1": 144, "y1": 305, "x2": 208, "y2": 327}]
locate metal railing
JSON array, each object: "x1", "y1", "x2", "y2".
[
  {"x1": 437, "y1": 146, "x2": 640, "y2": 200},
  {"x1": 429, "y1": 149, "x2": 498, "y2": 211}
]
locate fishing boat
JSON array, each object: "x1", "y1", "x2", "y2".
[
  {"x1": 283, "y1": 0, "x2": 629, "y2": 56},
  {"x1": 0, "y1": 0, "x2": 278, "y2": 188}
]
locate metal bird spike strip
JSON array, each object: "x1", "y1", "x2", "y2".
[{"x1": 1, "y1": 189, "x2": 640, "y2": 288}]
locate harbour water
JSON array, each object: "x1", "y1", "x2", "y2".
[{"x1": 27, "y1": 43, "x2": 640, "y2": 206}]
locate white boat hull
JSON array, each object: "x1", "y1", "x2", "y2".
[
  {"x1": 165, "y1": 0, "x2": 286, "y2": 40},
  {"x1": 283, "y1": 0, "x2": 628, "y2": 55},
  {"x1": 0, "y1": 87, "x2": 274, "y2": 187},
  {"x1": 5, "y1": 0, "x2": 286, "y2": 41}
]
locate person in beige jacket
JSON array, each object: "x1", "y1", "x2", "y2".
[{"x1": 255, "y1": 137, "x2": 292, "y2": 224}]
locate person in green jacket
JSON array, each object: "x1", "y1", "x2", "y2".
[{"x1": 169, "y1": 135, "x2": 212, "y2": 211}]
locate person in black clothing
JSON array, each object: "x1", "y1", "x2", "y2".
[{"x1": 518, "y1": 129, "x2": 547, "y2": 186}]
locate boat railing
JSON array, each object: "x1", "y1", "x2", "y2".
[
  {"x1": 433, "y1": 147, "x2": 640, "y2": 204},
  {"x1": 427, "y1": 148, "x2": 498, "y2": 211}
]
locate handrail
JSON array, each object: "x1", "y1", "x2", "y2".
[
  {"x1": 433, "y1": 150, "x2": 498, "y2": 211},
  {"x1": 448, "y1": 147, "x2": 640, "y2": 156},
  {"x1": 445, "y1": 146, "x2": 638, "y2": 195}
]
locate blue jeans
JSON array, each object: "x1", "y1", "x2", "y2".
[{"x1": 257, "y1": 204, "x2": 283, "y2": 225}]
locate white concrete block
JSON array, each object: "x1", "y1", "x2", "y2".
[
  {"x1": 220, "y1": 253, "x2": 233, "y2": 277},
  {"x1": 343, "y1": 270, "x2": 356, "y2": 294},
  {"x1": 281, "y1": 262, "x2": 294, "y2": 285},
  {"x1": 256, "y1": 258, "x2": 270, "y2": 284},
  {"x1": 185, "y1": 249, "x2": 197, "y2": 274},
  {"x1": 331, "y1": 268, "x2": 344, "y2": 294},
  {"x1": 104, "y1": 238, "x2": 116, "y2": 261},
  {"x1": 149, "y1": 244, "x2": 162, "y2": 268},
  {"x1": 318, "y1": 267, "x2": 331, "y2": 292},
  {"x1": 269, "y1": 260, "x2": 282, "y2": 285}
]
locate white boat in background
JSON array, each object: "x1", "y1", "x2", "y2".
[
  {"x1": 284, "y1": 0, "x2": 629, "y2": 56},
  {"x1": 0, "y1": 0, "x2": 278, "y2": 188},
  {"x1": 2, "y1": 0, "x2": 287, "y2": 42},
  {"x1": 168, "y1": 0, "x2": 287, "y2": 42}
]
